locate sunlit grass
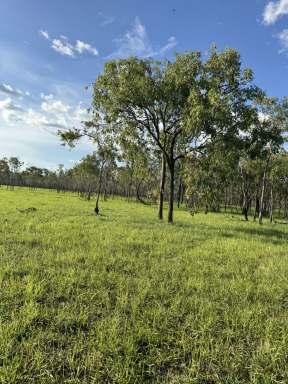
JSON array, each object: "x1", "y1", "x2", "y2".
[{"x1": 0, "y1": 187, "x2": 288, "y2": 383}]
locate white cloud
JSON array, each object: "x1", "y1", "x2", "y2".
[
  {"x1": 39, "y1": 30, "x2": 99, "y2": 57},
  {"x1": 110, "y1": 17, "x2": 177, "y2": 59},
  {"x1": 263, "y1": 0, "x2": 288, "y2": 25},
  {"x1": 0, "y1": 89, "x2": 89, "y2": 133},
  {"x1": 0, "y1": 83, "x2": 26, "y2": 98},
  {"x1": 0, "y1": 98, "x2": 46, "y2": 126},
  {"x1": 114, "y1": 17, "x2": 151, "y2": 57},
  {"x1": 278, "y1": 28, "x2": 288, "y2": 52},
  {"x1": 51, "y1": 38, "x2": 75, "y2": 57},
  {"x1": 39, "y1": 30, "x2": 50, "y2": 40},
  {"x1": 0, "y1": 49, "x2": 93, "y2": 168},
  {"x1": 0, "y1": 97, "x2": 25, "y2": 124},
  {"x1": 158, "y1": 36, "x2": 178, "y2": 55},
  {"x1": 0, "y1": 117, "x2": 92, "y2": 168},
  {"x1": 40, "y1": 93, "x2": 54, "y2": 101},
  {"x1": 75, "y1": 40, "x2": 98, "y2": 56},
  {"x1": 0, "y1": 92, "x2": 91, "y2": 170},
  {"x1": 41, "y1": 96, "x2": 71, "y2": 114},
  {"x1": 0, "y1": 97, "x2": 23, "y2": 111},
  {"x1": 24, "y1": 108, "x2": 49, "y2": 126},
  {"x1": 74, "y1": 103, "x2": 89, "y2": 122}
]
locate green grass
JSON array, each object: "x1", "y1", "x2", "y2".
[{"x1": 0, "y1": 187, "x2": 288, "y2": 383}]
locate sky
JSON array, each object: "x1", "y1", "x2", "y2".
[{"x1": 1, "y1": 0, "x2": 288, "y2": 169}]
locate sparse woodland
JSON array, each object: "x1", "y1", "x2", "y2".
[
  {"x1": 1, "y1": 49, "x2": 287, "y2": 224},
  {"x1": 1, "y1": 148, "x2": 288, "y2": 223}
]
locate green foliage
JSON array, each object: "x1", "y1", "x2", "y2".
[
  {"x1": 91, "y1": 48, "x2": 261, "y2": 162},
  {"x1": 184, "y1": 145, "x2": 240, "y2": 210},
  {"x1": 8, "y1": 157, "x2": 24, "y2": 173},
  {"x1": 0, "y1": 158, "x2": 9, "y2": 176},
  {"x1": 1, "y1": 188, "x2": 288, "y2": 383}
]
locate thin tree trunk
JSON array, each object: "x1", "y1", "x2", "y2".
[
  {"x1": 177, "y1": 177, "x2": 182, "y2": 208},
  {"x1": 95, "y1": 164, "x2": 104, "y2": 215},
  {"x1": 242, "y1": 195, "x2": 249, "y2": 221},
  {"x1": 158, "y1": 154, "x2": 166, "y2": 220},
  {"x1": 259, "y1": 153, "x2": 271, "y2": 225},
  {"x1": 253, "y1": 185, "x2": 259, "y2": 222},
  {"x1": 95, "y1": 192, "x2": 100, "y2": 215},
  {"x1": 136, "y1": 179, "x2": 147, "y2": 205},
  {"x1": 240, "y1": 167, "x2": 249, "y2": 221},
  {"x1": 168, "y1": 160, "x2": 175, "y2": 224},
  {"x1": 284, "y1": 197, "x2": 288, "y2": 218},
  {"x1": 181, "y1": 183, "x2": 185, "y2": 204},
  {"x1": 269, "y1": 183, "x2": 273, "y2": 223},
  {"x1": 127, "y1": 169, "x2": 133, "y2": 201}
]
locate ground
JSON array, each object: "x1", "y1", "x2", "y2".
[{"x1": 0, "y1": 187, "x2": 288, "y2": 383}]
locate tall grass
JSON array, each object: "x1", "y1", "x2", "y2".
[{"x1": 0, "y1": 188, "x2": 288, "y2": 383}]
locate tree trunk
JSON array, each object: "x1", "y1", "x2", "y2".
[
  {"x1": 181, "y1": 183, "x2": 185, "y2": 204},
  {"x1": 269, "y1": 184, "x2": 273, "y2": 223},
  {"x1": 167, "y1": 160, "x2": 175, "y2": 224},
  {"x1": 136, "y1": 180, "x2": 147, "y2": 205},
  {"x1": 284, "y1": 196, "x2": 288, "y2": 219},
  {"x1": 259, "y1": 153, "x2": 271, "y2": 225},
  {"x1": 177, "y1": 177, "x2": 182, "y2": 208},
  {"x1": 158, "y1": 154, "x2": 166, "y2": 220},
  {"x1": 95, "y1": 165, "x2": 104, "y2": 215},
  {"x1": 95, "y1": 195, "x2": 100, "y2": 215},
  {"x1": 253, "y1": 186, "x2": 259, "y2": 222},
  {"x1": 242, "y1": 201, "x2": 248, "y2": 221},
  {"x1": 240, "y1": 167, "x2": 249, "y2": 221},
  {"x1": 242, "y1": 191, "x2": 249, "y2": 221}
]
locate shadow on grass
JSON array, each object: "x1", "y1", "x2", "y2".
[
  {"x1": 231, "y1": 226, "x2": 287, "y2": 246},
  {"x1": 177, "y1": 214, "x2": 287, "y2": 247}
]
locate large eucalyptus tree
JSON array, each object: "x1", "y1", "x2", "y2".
[
  {"x1": 88, "y1": 48, "x2": 261, "y2": 222},
  {"x1": 60, "y1": 47, "x2": 263, "y2": 223}
]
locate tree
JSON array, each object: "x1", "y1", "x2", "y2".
[
  {"x1": 90, "y1": 54, "x2": 202, "y2": 222},
  {"x1": 256, "y1": 97, "x2": 287, "y2": 224},
  {"x1": 86, "y1": 47, "x2": 261, "y2": 223},
  {"x1": 0, "y1": 158, "x2": 10, "y2": 185},
  {"x1": 60, "y1": 122, "x2": 117, "y2": 214},
  {"x1": 119, "y1": 134, "x2": 157, "y2": 204},
  {"x1": 8, "y1": 157, "x2": 23, "y2": 188},
  {"x1": 183, "y1": 143, "x2": 240, "y2": 214},
  {"x1": 93, "y1": 143, "x2": 117, "y2": 215}
]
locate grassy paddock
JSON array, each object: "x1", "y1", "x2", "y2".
[{"x1": 0, "y1": 188, "x2": 288, "y2": 383}]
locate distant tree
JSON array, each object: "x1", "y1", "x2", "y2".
[
  {"x1": 8, "y1": 157, "x2": 23, "y2": 188},
  {"x1": 0, "y1": 158, "x2": 10, "y2": 185},
  {"x1": 255, "y1": 97, "x2": 287, "y2": 224},
  {"x1": 119, "y1": 134, "x2": 157, "y2": 203},
  {"x1": 60, "y1": 123, "x2": 117, "y2": 214},
  {"x1": 93, "y1": 142, "x2": 117, "y2": 215}
]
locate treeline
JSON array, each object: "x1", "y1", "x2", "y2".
[
  {"x1": 1, "y1": 146, "x2": 288, "y2": 222},
  {"x1": 2, "y1": 47, "x2": 288, "y2": 223}
]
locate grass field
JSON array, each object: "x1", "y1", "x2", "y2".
[{"x1": 0, "y1": 188, "x2": 288, "y2": 383}]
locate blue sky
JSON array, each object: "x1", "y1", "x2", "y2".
[{"x1": 0, "y1": 0, "x2": 288, "y2": 169}]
